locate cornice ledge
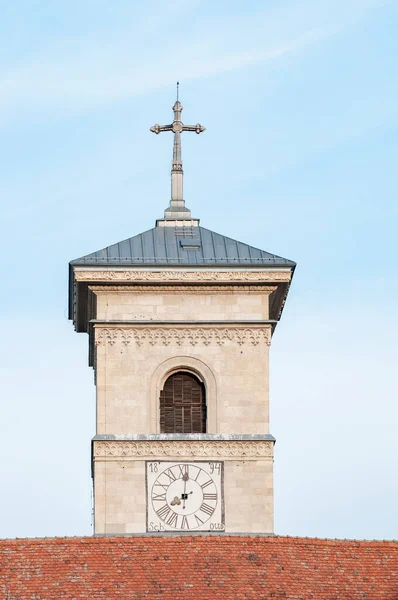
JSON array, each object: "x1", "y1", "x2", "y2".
[
  {"x1": 93, "y1": 434, "x2": 275, "y2": 442},
  {"x1": 88, "y1": 285, "x2": 277, "y2": 293},
  {"x1": 91, "y1": 320, "x2": 276, "y2": 325}
]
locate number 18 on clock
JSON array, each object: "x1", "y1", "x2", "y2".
[{"x1": 146, "y1": 461, "x2": 224, "y2": 532}]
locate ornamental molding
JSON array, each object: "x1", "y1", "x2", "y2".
[
  {"x1": 93, "y1": 440, "x2": 274, "y2": 459},
  {"x1": 75, "y1": 270, "x2": 291, "y2": 283},
  {"x1": 94, "y1": 326, "x2": 271, "y2": 347},
  {"x1": 88, "y1": 285, "x2": 277, "y2": 294}
]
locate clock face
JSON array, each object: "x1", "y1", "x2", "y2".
[{"x1": 146, "y1": 461, "x2": 224, "y2": 532}]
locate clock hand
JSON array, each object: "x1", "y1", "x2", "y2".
[
  {"x1": 181, "y1": 470, "x2": 189, "y2": 509},
  {"x1": 182, "y1": 477, "x2": 187, "y2": 510}
]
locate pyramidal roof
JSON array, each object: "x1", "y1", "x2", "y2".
[
  {"x1": 71, "y1": 225, "x2": 295, "y2": 268},
  {"x1": 71, "y1": 95, "x2": 295, "y2": 270}
]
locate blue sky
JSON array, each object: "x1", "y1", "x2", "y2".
[{"x1": 0, "y1": 0, "x2": 397, "y2": 539}]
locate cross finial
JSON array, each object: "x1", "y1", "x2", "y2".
[{"x1": 150, "y1": 87, "x2": 205, "y2": 225}]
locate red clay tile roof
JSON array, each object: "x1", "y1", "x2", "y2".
[{"x1": 1, "y1": 535, "x2": 398, "y2": 599}]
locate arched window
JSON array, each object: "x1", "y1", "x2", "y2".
[{"x1": 160, "y1": 371, "x2": 206, "y2": 433}]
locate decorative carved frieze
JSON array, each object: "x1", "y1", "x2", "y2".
[
  {"x1": 94, "y1": 327, "x2": 271, "y2": 347},
  {"x1": 75, "y1": 270, "x2": 291, "y2": 283},
  {"x1": 88, "y1": 285, "x2": 277, "y2": 294},
  {"x1": 94, "y1": 440, "x2": 274, "y2": 459}
]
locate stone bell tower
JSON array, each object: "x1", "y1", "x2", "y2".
[{"x1": 68, "y1": 92, "x2": 295, "y2": 534}]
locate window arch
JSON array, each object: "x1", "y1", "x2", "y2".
[{"x1": 159, "y1": 371, "x2": 207, "y2": 433}]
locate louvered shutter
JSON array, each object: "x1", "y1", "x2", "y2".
[{"x1": 160, "y1": 372, "x2": 206, "y2": 433}]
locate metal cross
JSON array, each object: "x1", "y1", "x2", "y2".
[{"x1": 150, "y1": 84, "x2": 205, "y2": 217}]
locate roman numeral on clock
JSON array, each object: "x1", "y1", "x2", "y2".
[
  {"x1": 203, "y1": 493, "x2": 217, "y2": 501},
  {"x1": 178, "y1": 464, "x2": 189, "y2": 478},
  {"x1": 201, "y1": 479, "x2": 213, "y2": 489},
  {"x1": 194, "y1": 514, "x2": 204, "y2": 526},
  {"x1": 165, "y1": 511, "x2": 178, "y2": 528},
  {"x1": 199, "y1": 502, "x2": 214, "y2": 516},
  {"x1": 156, "y1": 504, "x2": 171, "y2": 520},
  {"x1": 154, "y1": 482, "x2": 168, "y2": 491},
  {"x1": 152, "y1": 492, "x2": 166, "y2": 502},
  {"x1": 181, "y1": 516, "x2": 190, "y2": 529},
  {"x1": 163, "y1": 468, "x2": 176, "y2": 482}
]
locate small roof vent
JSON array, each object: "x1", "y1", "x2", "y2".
[{"x1": 179, "y1": 238, "x2": 201, "y2": 249}]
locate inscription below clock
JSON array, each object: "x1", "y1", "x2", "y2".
[{"x1": 147, "y1": 461, "x2": 224, "y2": 532}]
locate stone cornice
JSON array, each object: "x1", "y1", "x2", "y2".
[
  {"x1": 93, "y1": 439, "x2": 274, "y2": 459},
  {"x1": 94, "y1": 325, "x2": 272, "y2": 347},
  {"x1": 93, "y1": 434, "x2": 275, "y2": 441},
  {"x1": 74, "y1": 270, "x2": 291, "y2": 283}
]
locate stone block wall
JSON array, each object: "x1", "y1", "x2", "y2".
[{"x1": 93, "y1": 439, "x2": 274, "y2": 534}]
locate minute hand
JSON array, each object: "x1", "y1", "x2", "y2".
[
  {"x1": 181, "y1": 472, "x2": 190, "y2": 509},
  {"x1": 182, "y1": 477, "x2": 187, "y2": 510}
]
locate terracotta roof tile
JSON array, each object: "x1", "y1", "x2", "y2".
[{"x1": 1, "y1": 535, "x2": 398, "y2": 599}]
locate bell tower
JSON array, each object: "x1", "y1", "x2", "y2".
[{"x1": 69, "y1": 94, "x2": 295, "y2": 534}]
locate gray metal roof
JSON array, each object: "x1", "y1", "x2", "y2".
[{"x1": 70, "y1": 226, "x2": 295, "y2": 267}]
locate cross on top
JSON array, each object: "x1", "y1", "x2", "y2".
[{"x1": 151, "y1": 84, "x2": 205, "y2": 222}]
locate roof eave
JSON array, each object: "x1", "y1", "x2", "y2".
[{"x1": 69, "y1": 260, "x2": 296, "y2": 268}]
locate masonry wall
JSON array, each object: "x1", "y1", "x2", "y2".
[
  {"x1": 93, "y1": 452, "x2": 274, "y2": 534},
  {"x1": 95, "y1": 329, "x2": 270, "y2": 435},
  {"x1": 91, "y1": 284, "x2": 274, "y2": 534},
  {"x1": 92, "y1": 286, "x2": 272, "y2": 435},
  {"x1": 93, "y1": 288, "x2": 270, "y2": 322}
]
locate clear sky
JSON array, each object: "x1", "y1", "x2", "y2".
[{"x1": 1, "y1": 0, "x2": 397, "y2": 540}]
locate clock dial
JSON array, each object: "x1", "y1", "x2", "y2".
[{"x1": 146, "y1": 461, "x2": 224, "y2": 532}]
